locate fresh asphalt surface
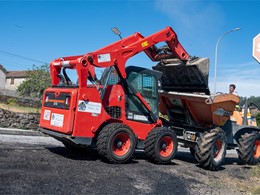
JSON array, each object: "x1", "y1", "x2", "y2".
[{"x1": 0, "y1": 128, "x2": 253, "y2": 195}]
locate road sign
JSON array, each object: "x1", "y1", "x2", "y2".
[{"x1": 253, "y1": 33, "x2": 260, "y2": 63}]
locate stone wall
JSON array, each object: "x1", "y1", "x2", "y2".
[
  {"x1": 0, "y1": 95, "x2": 41, "y2": 108},
  {"x1": 0, "y1": 88, "x2": 18, "y2": 97},
  {"x1": 0, "y1": 108, "x2": 40, "y2": 130}
]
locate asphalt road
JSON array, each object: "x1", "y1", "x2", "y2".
[{"x1": 0, "y1": 130, "x2": 259, "y2": 195}]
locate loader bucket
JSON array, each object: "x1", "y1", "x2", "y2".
[{"x1": 153, "y1": 57, "x2": 210, "y2": 94}]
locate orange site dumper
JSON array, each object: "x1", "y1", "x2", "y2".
[{"x1": 154, "y1": 58, "x2": 260, "y2": 169}]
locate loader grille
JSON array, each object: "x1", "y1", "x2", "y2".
[
  {"x1": 44, "y1": 92, "x2": 71, "y2": 109},
  {"x1": 105, "y1": 106, "x2": 121, "y2": 119}
]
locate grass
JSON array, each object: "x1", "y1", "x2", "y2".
[
  {"x1": 0, "y1": 103, "x2": 40, "y2": 114},
  {"x1": 208, "y1": 166, "x2": 260, "y2": 194},
  {"x1": 253, "y1": 187, "x2": 260, "y2": 195},
  {"x1": 251, "y1": 166, "x2": 260, "y2": 194},
  {"x1": 251, "y1": 166, "x2": 260, "y2": 178}
]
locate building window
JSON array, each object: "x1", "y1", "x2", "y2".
[{"x1": 10, "y1": 78, "x2": 14, "y2": 85}]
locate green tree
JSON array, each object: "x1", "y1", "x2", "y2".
[
  {"x1": 17, "y1": 64, "x2": 51, "y2": 99},
  {"x1": 239, "y1": 96, "x2": 260, "y2": 109}
]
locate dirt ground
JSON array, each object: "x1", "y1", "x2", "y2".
[
  {"x1": 0, "y1": 134, "x2": 259, "y2": 195},
  {"x1": 175, "y1": 150, "x2": 260, "y2": 195}
]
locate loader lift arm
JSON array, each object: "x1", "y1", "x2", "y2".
[
  {"x1": 49, "y1": 27, "x2": 190, "y2": 123},
  {"x1": 83, "y1": 26, "x2": 190, "y2": 79},
  {"x1": 50, "y1": 26, "x2": 189, "y2": 85}
]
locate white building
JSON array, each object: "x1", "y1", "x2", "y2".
[
  {"x1": 0, "y1": 64, "x2": 28, "y2": 92},
  {"x1": 0, "y1": 65, "x2": 6, "y2": 89}
]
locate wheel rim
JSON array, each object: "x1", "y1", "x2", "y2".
[
  {"x1": 159, "y1": 136, "x2": 174, "y2": 158},
  {"x1": 253, "y1": 139, "x2": 260, "y2": 159},
  {"x1": 112, "y1": 132, "x2": 131, "y2": 157},
  {"x1": 213, "y1": 139, "x2": 223, "y2": 160}
]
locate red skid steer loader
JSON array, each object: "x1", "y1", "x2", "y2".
[{"x1": 39, "y1": 27, "x2": 239, "y2": 170}]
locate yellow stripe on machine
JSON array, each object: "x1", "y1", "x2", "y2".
[{"x1": 141, "y1": 41, "x2": 149, "y2": 47}]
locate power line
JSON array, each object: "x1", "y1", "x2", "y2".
[
  {"x1": 0, "y1": 50, "x2": 47, "y2": 64},
  {"x1": 0, "y1": 58, "x2": 33, "y2": 69}
]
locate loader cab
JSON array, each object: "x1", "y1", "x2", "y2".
[
  {"x1": 100, "y1": 66, "x2": 162, "y2": 123},
  {"x1": 125, "y1": 66, "x2": 162, "y2": 122}
]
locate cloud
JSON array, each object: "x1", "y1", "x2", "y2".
[
  {"x1": 209, "y1": 61, "x2": 260, "y2": 97},
  {"x1": 219, "y1": 61, "x2": 260, "y2": 79},
  {"x1": 154, "y1": 0, "x2": 224, "y2": 35},
  {"x1": 210, "y1": 79, "x2": 260, "y2": 97}
]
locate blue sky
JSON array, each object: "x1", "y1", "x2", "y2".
[{"x1": 0, "y1": 0, "x2": 260, "y2": 97}]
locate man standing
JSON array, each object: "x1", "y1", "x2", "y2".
[{"x1": 229, "y1": 84, "x2": 238, "y2": 96}]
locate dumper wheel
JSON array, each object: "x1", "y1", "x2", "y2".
[
  {"x1": 195, "y1": 127, "x2": 227, "y2": 170},
  {"x1": 144, "y1": 127, "x2": 177, "y2": 164},
  {"x1": 237, "y1": 131, "x2": 260, "y2": 165},
  {"x1": 97, "y1": 123, "x2": 136, "y2": 164}
]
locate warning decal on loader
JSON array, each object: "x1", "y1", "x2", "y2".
[
  {"x1": 97, "y1": 54, "x2": 111, "y2": 63},
  {"x1": 43, "y1": 109, "x2": 51, "y2": 120},
  {"x1": 78, "y1": 100, "x2": 101, "y2": 114},
  {"x1": 141, "y1": 41, "x2": 149, "y2": 47},
  {"x1": 50, "y1": 113, "x2": 64, "y2": 127}
]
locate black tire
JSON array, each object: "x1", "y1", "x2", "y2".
[
  {"x1": 237, "y1": 131, "x2": 260, "y2": 165},
  {"x1": 195, "y1": 127, "x2": 227, "y2": 171},
  {"x1": 144, "y1": 127, "x2": 178, "y2": 164},
  {"x1": 96, "y1": 123, "x2": 136, "y2": 164}
]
